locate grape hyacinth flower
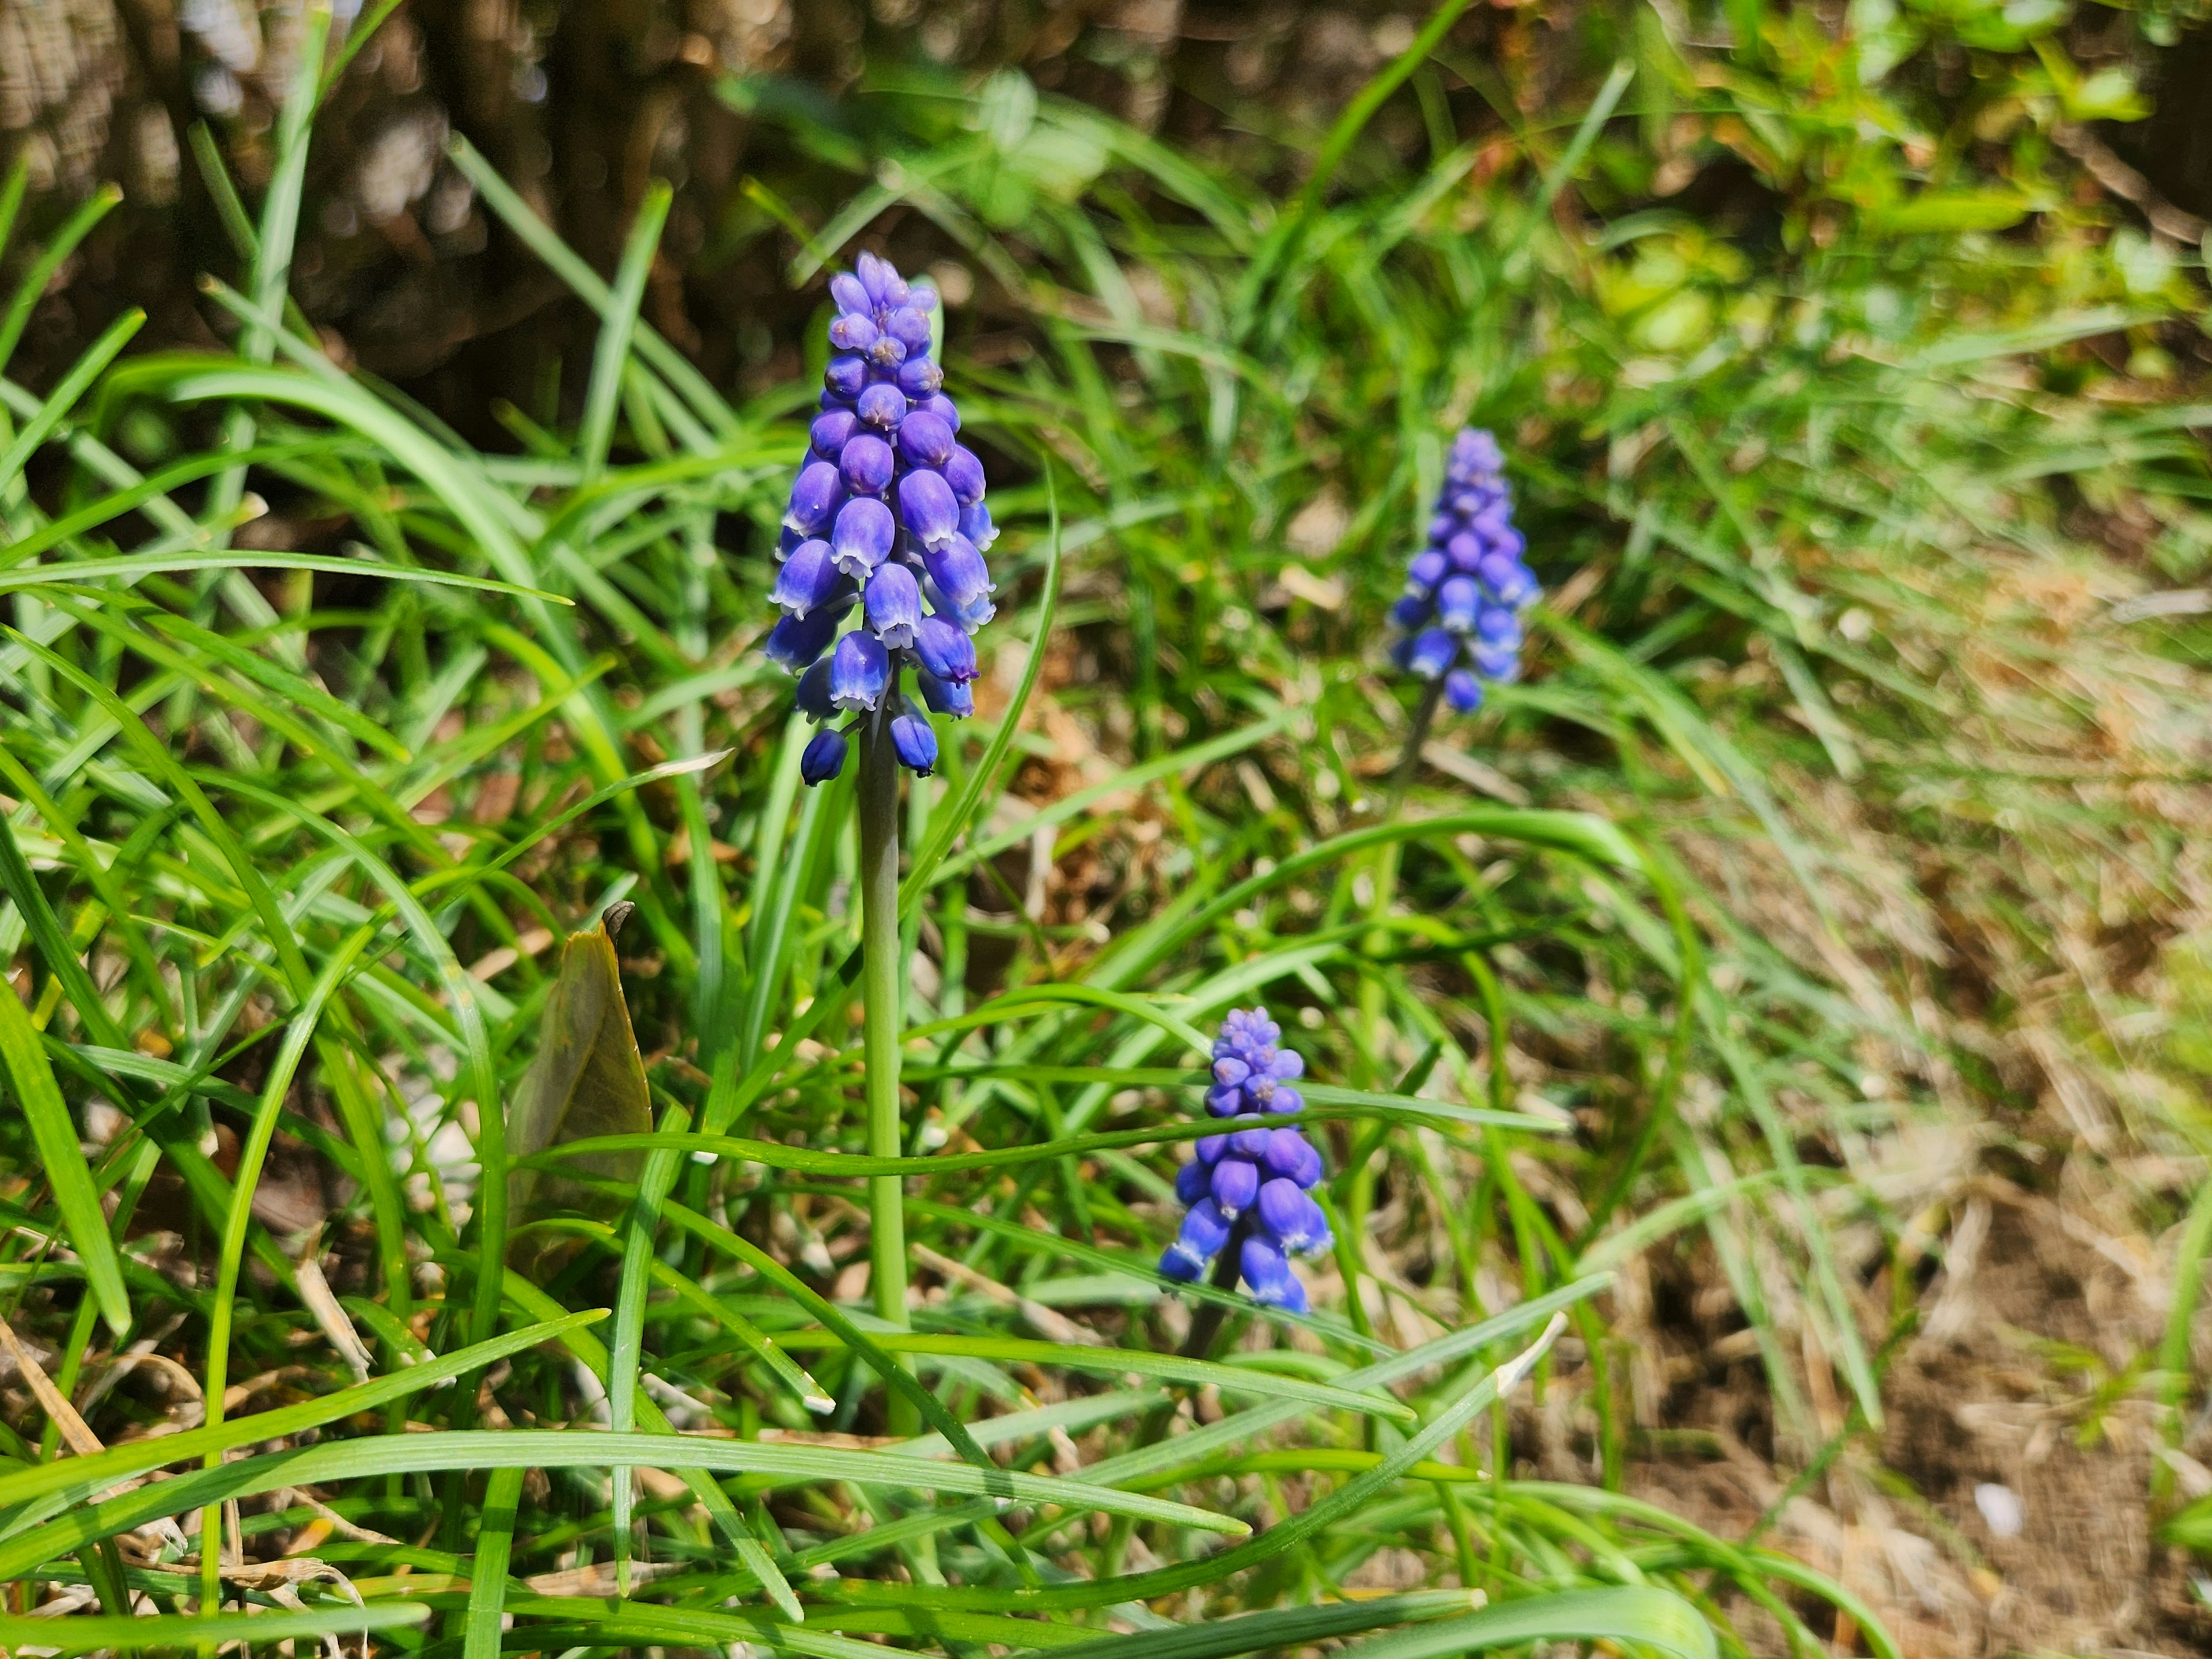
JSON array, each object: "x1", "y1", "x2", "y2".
[
  {"x1": 1390, "y1": 428, "x2": 1538, "y2": 716},
  {"x1": 1161, "y1": 1007, "x2": 1332, "y2": 1316},
  {"x1": 763, "y1": 251, "x2": 995, "y2": 782}
]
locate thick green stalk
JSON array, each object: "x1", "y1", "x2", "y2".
[{"x1": 857, "y1": 717, "x2": 916, "y2": 1435}]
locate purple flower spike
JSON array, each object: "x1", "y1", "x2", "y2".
[
  {"x1": 1164, "y1": 1007, "x2": 1331, "y2": 1309},
  {"x1": 829, "y1": 631, "x2": 889, "y2": 713},
  {"x1": 767, "y1": 252, "x2": 994, "y2": 783},
  {"x1": 1390, "y1": 427, "x2": 1539, "y2": 713}
]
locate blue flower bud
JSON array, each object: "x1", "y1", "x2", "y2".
[
  {"x1": 897, "y1": 410, "x2": 956, "y2": 468},
  {"x1": 857, "y1": 251, "x2": 905, "y2": 306},
  {"x1": 1210, "y1": 1155, "x2": 1259, "y2": 1217},
  {"x1": 1444, "y1": 668, "x2": 1483, "y2": 714},
  {"x1": 764, "y1": 604, "x2": 844, "y2": 672},
  {"x1": 1478, "y1": 605, "x2": 1519, "y2": 646},
  {"x1": 896, "y1": 356, "x2": 944, "y2": 396},
  {"x1": 1391, "y1": 594, "x2": 1433, "y2": 631},
  {"x1": 829, "y1": 312, "x2": 878, "y2": 353},
  {"x1": 824, "y1": 353, "x2": 868, "y2": 400},
  {"x1": 868, "y1": 332, "x2": 908, "y2": 369},
  {"x1": 829, "y1": 631, "x2": 889, "y2": 712},
  {"x1": 796, "y1": 658, "x2": 835, "y2": 721},
  {"x1": 897, "y1": 469, "x2": 960, "y2": 550},
  {"x1": 772, "y1": 538, "x2": 844, "y2": 618},
  {"x1": 831, "y1": 497, "x2": 896, "y2": 579},
  {"x1": 800, "y1": 726, "x2": 848, "y2": 786},
  {"x1": 857, "y1": 382, "x2": 907, "y2": 429},
  {"x1": 1175, "y1": 1158, "x2": 1210, "y2": 1206},
  {"x1": 784, "y1": 461, "x2": 843, "y2": 535},
  {"x1": 890, "y1": 711, "x2": 938, "y2": 775},
  {"x1": 865, "y1": 561, "x2": 923, "y2": 651},
  {"x1": 915, "y1": 668, "x2": 974, "y2": 718},
  {"x1": 830, "y1": 272, "x2": 871, "y2": 314},
  {"x1": 839, "y1": 431, "x2": 895, "y2": 497},
  {"x1": 1195, "y1": 1132, "x2": 1228, "y2": 1164},
  {"x1": 914, "y1": 615, "x2": 978, "y2": 683},
  {"x1": 919, "y1": 392, "x2": 960, "y2": 432},
  {"x1": 1407, "y1": 548, "x2": 1448, "y2": 590},
  {"x1": 1473, "y1": 640, "x2": 1520, "y2": 681},
  {"x1": 885, "y1": 305, "x2": 932, "y2": 353},
  {"x1": 812, "y1": 408, "x2": 858, "y2": 460}
]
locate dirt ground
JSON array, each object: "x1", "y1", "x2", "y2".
[{"x1": 1616, "y1": 1175, "x2": 2212, "y2": 1657}]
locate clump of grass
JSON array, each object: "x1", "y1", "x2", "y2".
[{"x1": 2, "y1": 0, "x2": 2209, "y2": 1654}]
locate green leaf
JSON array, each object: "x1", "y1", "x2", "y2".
[
  {"x1": 0, "y1": 970, "x2": 130, "y2": 1335},
  {"x1": 0, "y1": 1603, "x2": 432, "y2": 1654}
]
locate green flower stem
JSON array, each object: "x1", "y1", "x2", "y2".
[{"x1": 857, "y1": 714, "x2": 917, "y2": 1437}]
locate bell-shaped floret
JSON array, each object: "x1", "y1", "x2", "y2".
[
  {"x1": 829, "y1": 312, "x2": 879, "y2": 353},
  {"x1": 914, "y1": 616, "x2": 978, "y2": 683},
  {"x1": 772, "y1": 538, "x2": 843, "y2": 618},
  {"x1": 865, "y1": 562, "x2": 923, "y2": 651},
  {"x1": 800, "y1": 727, "x2": 848, "y2": 786},
  {"x1": 763, "y1": 604, "x2": 844, "y2": 672},
  {"x1": 1238, "y1": 1235, "x2": 1308, "y2": 1312},
  {"x1": 1256, "y1": 1178, "x2": 1331, "y2": 1254},
  {"x1": 824, "y1": 353, "x2": 868, "y2": 400},
  {"x1": 943, "y1": 444, "x2": 986, "y2": 507},
  {"x1": 1444, "y1": 668, "x2": 1483, "y2": 714},
  {"x1": 1161, "y1": 1198, "x2": 1231, "y2": 1279},
  {"x1": 915, "y1": 667, "x2": 974, "y2": 718},
  {"x1": 890, "y1": 711, "x2": 938, "y2": 775},
  {"x1": 784, "y1": 461, "x2": 843, "y2": 535},
  {"x1": 831, "y1": 497, "x2": 896, "y2": 579},
  {"x1": 959, "y1": 501, "x2": 997, "y2": 551},
  {"x1": 897, "y1": 468, "x2": 960, "y2": 550},
  {"x1": 1438, "y1": 574, "x2": 1481, "y2": 634},
  {"x1": 829, "y1": 632, "x2": 889, "y2": 712},
  {"x1": 1406, "y1": 628, "x2": 1457, "y2": 680}
]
